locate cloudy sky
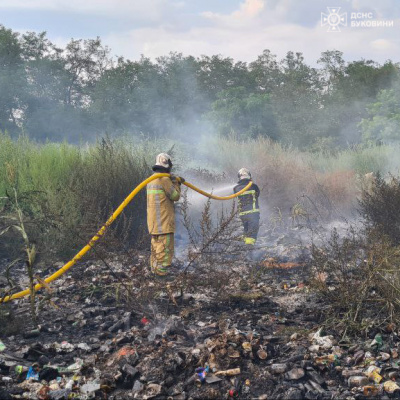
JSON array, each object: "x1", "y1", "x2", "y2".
[{"x1": 1, "y1": 0, "x2": 399, "y2": 64}]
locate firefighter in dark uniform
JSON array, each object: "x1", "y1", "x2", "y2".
[{"x1": 233, "y1": 168, "x2": 260, "y2": 245}]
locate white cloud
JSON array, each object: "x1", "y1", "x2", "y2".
[
  {"x1": 202, "y1": 0, "x2": 264, "y2": 22},
  {"x1": 0, "y1": 0, "x2": 168, "y2": 21},
  {"x1": 103, "y1": 0, "x2": 400, "y2": 65},
  {"x1": 351, "y1": 0, "x2": 396, "y2": 15},
  {"x1": 370, "y1": 38, "x2": 396, "y2": 51},
  {"x1": 4, "y1": 0, "x2": 400, "y2": 64}
]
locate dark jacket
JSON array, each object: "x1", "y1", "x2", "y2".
[{"x1": 233, "y1": 179, "x2": 260, "y2": 216}]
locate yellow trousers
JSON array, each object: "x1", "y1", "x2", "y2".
[{"x1": 151, "y1": 233, "x2": 174, "y2": 276}]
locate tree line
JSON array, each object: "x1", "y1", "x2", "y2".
[{"x1": 0, "y1": 24, "x2": 399, "y2": 149}]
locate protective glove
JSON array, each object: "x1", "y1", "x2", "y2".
[{"x1": 171, "y1": 175, "x2": 185, "y2": 184}]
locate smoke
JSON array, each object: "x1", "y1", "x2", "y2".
[
  {"x1": 2, "y1": 24, "x2": 400, "y2": 264},
  {"x1": 1, "y1": 23, "x2": 398, "y2": 148}
]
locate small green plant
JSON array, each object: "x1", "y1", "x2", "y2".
[
  {"x1": 1, "y1": 162, "x2": 39, "y2": 325},
  {"x1": 291, "y1": 203, "x2": 308, "y2": 227},
  {"x1": 269, "y1": 207, "x2": 284, "y2": 232}
]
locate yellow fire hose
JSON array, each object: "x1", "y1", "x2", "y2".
[{"x1": 0, "y1": 174, "x2": 252, "y2": 303}]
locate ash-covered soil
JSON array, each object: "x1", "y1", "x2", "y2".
[{"x1": 1, "y1": 239, "x2": 400, "y2": 399}]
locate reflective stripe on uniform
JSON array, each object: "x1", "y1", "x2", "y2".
[
  {"x1": 164, "y1": 234, "x2": 171, "y2": 266},
  {"x1": 165, "y1": 182, "x2": 179, "y2": 201},
  {"x1": 239, "y1": 209, "x2": 260, "y2": 216},
  {"x1": 244, "y1": 237, "x2": 256, "y2": 245},
  {"x1": 170, "y1": 189, "x2": 179, "y2": 201},
  {"x1": 153, "y1": 265, "x2": 168, "y2": 276},
  {"x1": 238, "y1": 189, "x2": 258, "y2": 215},
  {"x1": 155, "y1": 193, "x2": 163, "y2": 233},
  {"x1": 147, "y1": 184, "x2": 165, "y2": 234},
  {"x1": 238, "y1": 190, "x2": 256, "y2": 196},
  {"x1": 147, "y1": 189, "x2": 164, "y2": 194}
]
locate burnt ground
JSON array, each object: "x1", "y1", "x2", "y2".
[{"x1": 1, "y1": 243, "x2": 400, "y2": 400}]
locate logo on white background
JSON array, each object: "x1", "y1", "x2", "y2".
[{"x1": 321, "y1": 7, "x2": 347, "y2": 32}]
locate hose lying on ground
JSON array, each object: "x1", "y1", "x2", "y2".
[{"x1": 0, "y1": 173, "x2": 252, "y2": 303}]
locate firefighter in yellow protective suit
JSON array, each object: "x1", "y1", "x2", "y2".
[{"x1": 147, "y1": 153, "x2": 182, "y2": 277}]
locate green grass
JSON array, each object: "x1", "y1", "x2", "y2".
[
  {"x1": 202, "y1": 135, "x2": 400, "y2": 177},
  {"x1": 310, "y1": 144, "x2": 399, "y2": 175},
  {"x1": 1, "y1": 132, "x2": 400, "y2": 261},
  {"x1": 0, "y1": 133, "x2": 176, "y2": 259}
]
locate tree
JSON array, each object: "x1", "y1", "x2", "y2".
[
  {"x1": 209, "y1": 87, "x2": 278, "y2": 139},
  {"x1": 19, "y1": 32, "x2": 72, "y2": 141},
  {"x1": 317, "y1": 50, "x2": 345, "y2": 94},
  {"x1": 197, "y1": 55, "x2": 254, "y2": 102},
  {"x1": 320, "y1": 59, "x2": 399, "y2": 145},
  {"x1": 89, "y1": 56, "x2": 162, "y2": 136},
  {"x1": 339, "y1": 59, "x2": 398, "y2": 100},
  {"x1": 63, "y1": 38, "x2": 111, "y2": 107},
  {"x1": 249, "y1": 49, "x2": 281, "y2": 93},
  {"x1": 0, "y1": 25, "x2": 25, "y2": 134},
  {"x1": 270, "y1": 52, "x2": 323, "y2": 147},
  {"x1": 91, "y1": 53, "x2": 210, "y2": 138},
  {"x1": 360, "y1": 80, "x2": 400, "y2": 144}
]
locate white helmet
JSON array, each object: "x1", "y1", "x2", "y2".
[
  {"x1": 155, "y1": 153, "x2": 173, "y2": 169},
  {"x1": 238, "y1": 168, "x2": 251, "y2": 180}
]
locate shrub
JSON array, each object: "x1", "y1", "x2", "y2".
[
  {"x1": 312, "y1": 228, "x2": 400, "y2": 335},
  {"x1": 312, "y1": 175, "x2": 400, "y2": 335},
  {"x1": 359, "y1": 173, "x2": 400, "y2": 245}
]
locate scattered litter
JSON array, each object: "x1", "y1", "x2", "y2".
[
  {"x1": 55, "y1": 358, "x2": 84, "y2": 374},
  {"x1": 384, "y1": 380, "x2": 400, "y2": 393},
  {"x1": 285, "y1": 367, "x2": 305, "y2": 380},
  {"x1": 364, "y1": 365, "x2": 383, "y2": 384},
  {"x1": 80, "y1": 381, "x2": 101, "y2": 395},
  {"x1": 48, "y1": 388, "x2": 72, "y2": 400},
  {"x1": 215, "y1": 368, "x2": 241, "y2": 376},
  {"x1": 77, "y1": 343, "x2": 91, "y2": 351},
  {"x1": 54, "y1": 341, "x2": 75, "y2": 353},
  {"x1": 205, "y1": 374, "x2": 222, "y2": 384},
  {"x1": 142, "y1": 383, "x2": 162, "y2": 399},
  {"x1": 370, "y1": 333, "x2": 383, "y2": 350},
  {"x1": 26, "y1": 364, "x2": 40, "y2": 381},
  {"x1": 363, "y1": 386, "x2": 379, "y2": 397},
  {"x1": 4, "y1": 241, "x2": 400, "y2": 400},
  {"x1": 311, "y1": 328, "x2": 334, "y2": 350},
  {"x1": 195, "y1": 366, "x2": 209, "y2": 385},
  {"x1": 242, "y1": 342, "x2": 252, "y2": 351},
  {"x1": 15, "y1": 365, "x2": 28, "y2": 374},
  {"x1": 257, "y1": 348, "x2": 267, "y2": 360},
  {"x1": 271, "y1": 364, "x2": 287, "y2": 374},
  {"x1": 348, "y1": 376, "x2": 369, "y2": 387}
]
